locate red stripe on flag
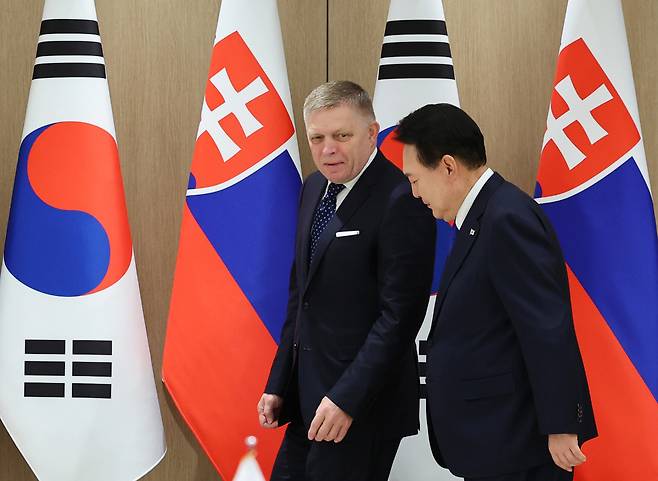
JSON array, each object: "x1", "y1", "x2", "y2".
[
  {"x1": 163, "y1": 205, "x2": 284, "y2": 479},
  {"x1": 567, "y1": 266, "x2": 658, "y2": 480},
  {"x1": 380, "y1": 128, "x2": 405, "y2": 170}
]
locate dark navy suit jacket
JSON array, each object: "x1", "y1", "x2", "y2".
[
  {"x1": 265, "y1": 151, "x2": 436, "y2": 440},
  {"x1": 425, "y1": 172, "x2": 597, "y2": 478}
]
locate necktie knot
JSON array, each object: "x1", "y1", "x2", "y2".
[{"x1": 326, "y1": 183, "x2": 345, "y2": 200}]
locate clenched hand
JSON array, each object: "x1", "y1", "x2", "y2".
[{"x1": 257, "y1": 393, "x2": 283, "y2": 428}]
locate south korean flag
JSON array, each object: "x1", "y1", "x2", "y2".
[
  {"x1": 0, "y1": 1, "x2": 165, "y2": 480},
  {"x1": 373, "y1": 1, "x2": 460, "y2": 481}
]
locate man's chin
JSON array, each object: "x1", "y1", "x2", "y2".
[
  {"x1": 322, "y1": 170, "x2": 349, "y2": 184},
  {"x1": 431, "y1": 209, "x2": 448, "y2": 221}
]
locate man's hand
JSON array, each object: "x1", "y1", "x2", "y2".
[
  {"x1": 307, "y1": 396, "x2": 353, "y2": 443},
  {"x1": 257, "y1": 393, "x2": 283, "y2": 429},
  {"x1": 548, "y1": 433, "x2": 586, "y2": 472}
]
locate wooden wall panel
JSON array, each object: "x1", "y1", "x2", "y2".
[
  {"x1": 327, "y1": 1, "x2": 387, "y2": 93},
  {"x1": 443, "y1": 0, "x2": 565, "y2": 192},
  {"x1": 280, "y1": 0, "x2": 328, "y2": 176},
  {"x1": 0, "y1": 1, "x2": 326, "y2": 480},
  {"x1": 102, "y1": 3, "x2": 221, "y2": 479},
  {"x1": 625, "y1": 0, "x2": 658, "y2": 214},
  {"x1": 1, "y1": 1, "x2": 657, "y2": 481},
  {"x1": 0, "y1": 4, "x2": 44, "y2": 479}
]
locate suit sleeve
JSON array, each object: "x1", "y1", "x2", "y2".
[
  {"x1": 264, "y1": 181, "x2": 306, "y2": 397},
  {"x1": 487, "y1": 205, "x2": 589, "y2": 436},
  {"x1": 264, "y1": 259, "x2": 299, "y2": 396},
  {"x1": 327, "y1": 187, "x2": 436, "y2": 418}
]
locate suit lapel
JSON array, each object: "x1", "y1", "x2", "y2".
[
  {"x1": 299, "y1": 174, "x2": 327, "y2": 284},
  {"x1": 303, "y1": 152, "x2": 385, "y2": 294},
  {"x1": 429, "y1": 172, "x2": 505, "y2": 338}
]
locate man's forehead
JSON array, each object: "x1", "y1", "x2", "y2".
[
  {"x1": 402, "y1": 143, "x2": 418, "y2": 159},
  {"x1": 402, "y1": 145, "x2": 422, "y2": 173},
  {"x1": 308, "y1": 104, "x2": 370, "y2": 125}
]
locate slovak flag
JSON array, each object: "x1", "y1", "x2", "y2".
[
  {"x1": 535, "y1": 1, "x2": 658, "y2": 479},
  {"x1": 161, "y1": 0, "x2": 301, "y2": 479},
  {"x1": 372, "y1": 2, "x2": 459, "y2": 480},
  {"x1": 0, "y1": 1, "x2": 166, "y2": 481}
]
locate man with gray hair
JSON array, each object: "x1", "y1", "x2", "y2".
[{"x1": 257, "y1": 80, "x2": 436, "y2": 480}]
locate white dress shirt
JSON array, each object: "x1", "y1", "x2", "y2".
[{"x1": 455, "y1": 168, "x2": 494, "y2": 230}]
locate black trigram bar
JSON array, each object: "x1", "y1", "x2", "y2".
[
  {"x1": 40, "y1": 19, "x2": 100, "y2": 35},
  {"x1": 419, "y1": 383, "x2": 427, "y2": 400},
  {"x1": 73, "y1": 340, "x2": 112, "y2": 355},
  {"x1": 33, "y1": 63, "x2": 106, "y2": 79},
  {"x1": 384, "y1": 20, "x2": 448, "y2": 36},
  {"x1": 72, "y1": 383, "x2": 111, "y2": 399},
  {"x1": 24, "y1": 382, "x2": 65, "y2": 398},
  {"x1": 378, "y1": 64, "x2": 455, "y2": 80},
  {"x1": 418, "y1": 361, "x2": 427, "y2": 377},
  {"x1": 24, "y1": 361, "x2": 65, "y2": 376},
  {"x1": 25, "y1": 339, "x2": 65, "y2": 354},
  {"x1": 381, "y1": 42, "x2": 451, "y2": 58},
  {"x1": 418, "y1": 340, "x2": 429, "y2": 356},
  {"x1": 37, "y1": 41, "x2": 103, "y2": 57},
  {"x1": 73, "y1": 362, "x2": 112, "y2": 377}
]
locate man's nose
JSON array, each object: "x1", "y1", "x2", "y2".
[{"x1": 321, "y1": 139, "x2": 337, "y2": 156}]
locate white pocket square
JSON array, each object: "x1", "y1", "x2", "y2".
[{"x1": 336, "y1": 230, "x2": 360, "y2": 238}]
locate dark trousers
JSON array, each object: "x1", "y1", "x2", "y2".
[
  {"x1": 270, "y1": 421, "x2": 401, "y2": 481},
  {"x1": 466, "y1": 462, "x2": 575, "y2": 481}
]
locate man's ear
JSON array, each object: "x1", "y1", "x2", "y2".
[
  {"x1": 441, "y1": 154, "x2": 457, "y2": 175},
  {"x1": 368, "y1": 121, "x2": 380, "y2": 142}
]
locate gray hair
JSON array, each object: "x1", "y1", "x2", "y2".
[{"x1": 303, "y1": 80, "x2": 376, "y2": 122}]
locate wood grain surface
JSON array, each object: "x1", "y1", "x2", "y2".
[{"x1": 0, "y1": 1, "x2": 655, "y2": 480}]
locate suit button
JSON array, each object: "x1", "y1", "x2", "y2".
[
  {"x1": 293, "y1": 343, "x2": 298, "y2": 350},
  {"x1": 302, "y1": 302, "x2": 309, "y2": 310}
]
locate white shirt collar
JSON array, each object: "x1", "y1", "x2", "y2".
[
  {"x1": 455, "y1": 168, "x2": 494, "y2": 230},
  {"x1": 344, "y1": 148, "x2": 377, "y2": 191}
]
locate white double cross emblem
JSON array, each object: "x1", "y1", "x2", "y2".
[
  {"x1": 197, "y1": 68, "x2": 269, "y2": 161},
  {"x1": 543, "y1": 75, "x2": 613, "y2": 170}
]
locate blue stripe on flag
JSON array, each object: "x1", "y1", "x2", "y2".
[
  {"x1": 186, "y1": 150, "x2": 301, "y2": 344},
  {"x1": 377, "y1": 125, "x2": 395, "y2": 147},
  {"x1": 540, "y1": 158, "x2": 658, "y2": 400},
  {"x1": 433, "y1": 220, "x2": 456, "y2": 293}
]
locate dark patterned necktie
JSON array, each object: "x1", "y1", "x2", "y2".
[{"x1": 309, "y1": 183, "x2": 345, "y2": 263}]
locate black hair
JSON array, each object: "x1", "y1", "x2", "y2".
[{"x1": 396, "y1": 103, "x2": 487, "y2": 169}]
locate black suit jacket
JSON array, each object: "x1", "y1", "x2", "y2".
[
  {"x1": 425, "y1": 172, "x2": 597, "y2": 478},
  {"x1": 265, "y1": 151, "x2": 436, "y2": 440}
]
